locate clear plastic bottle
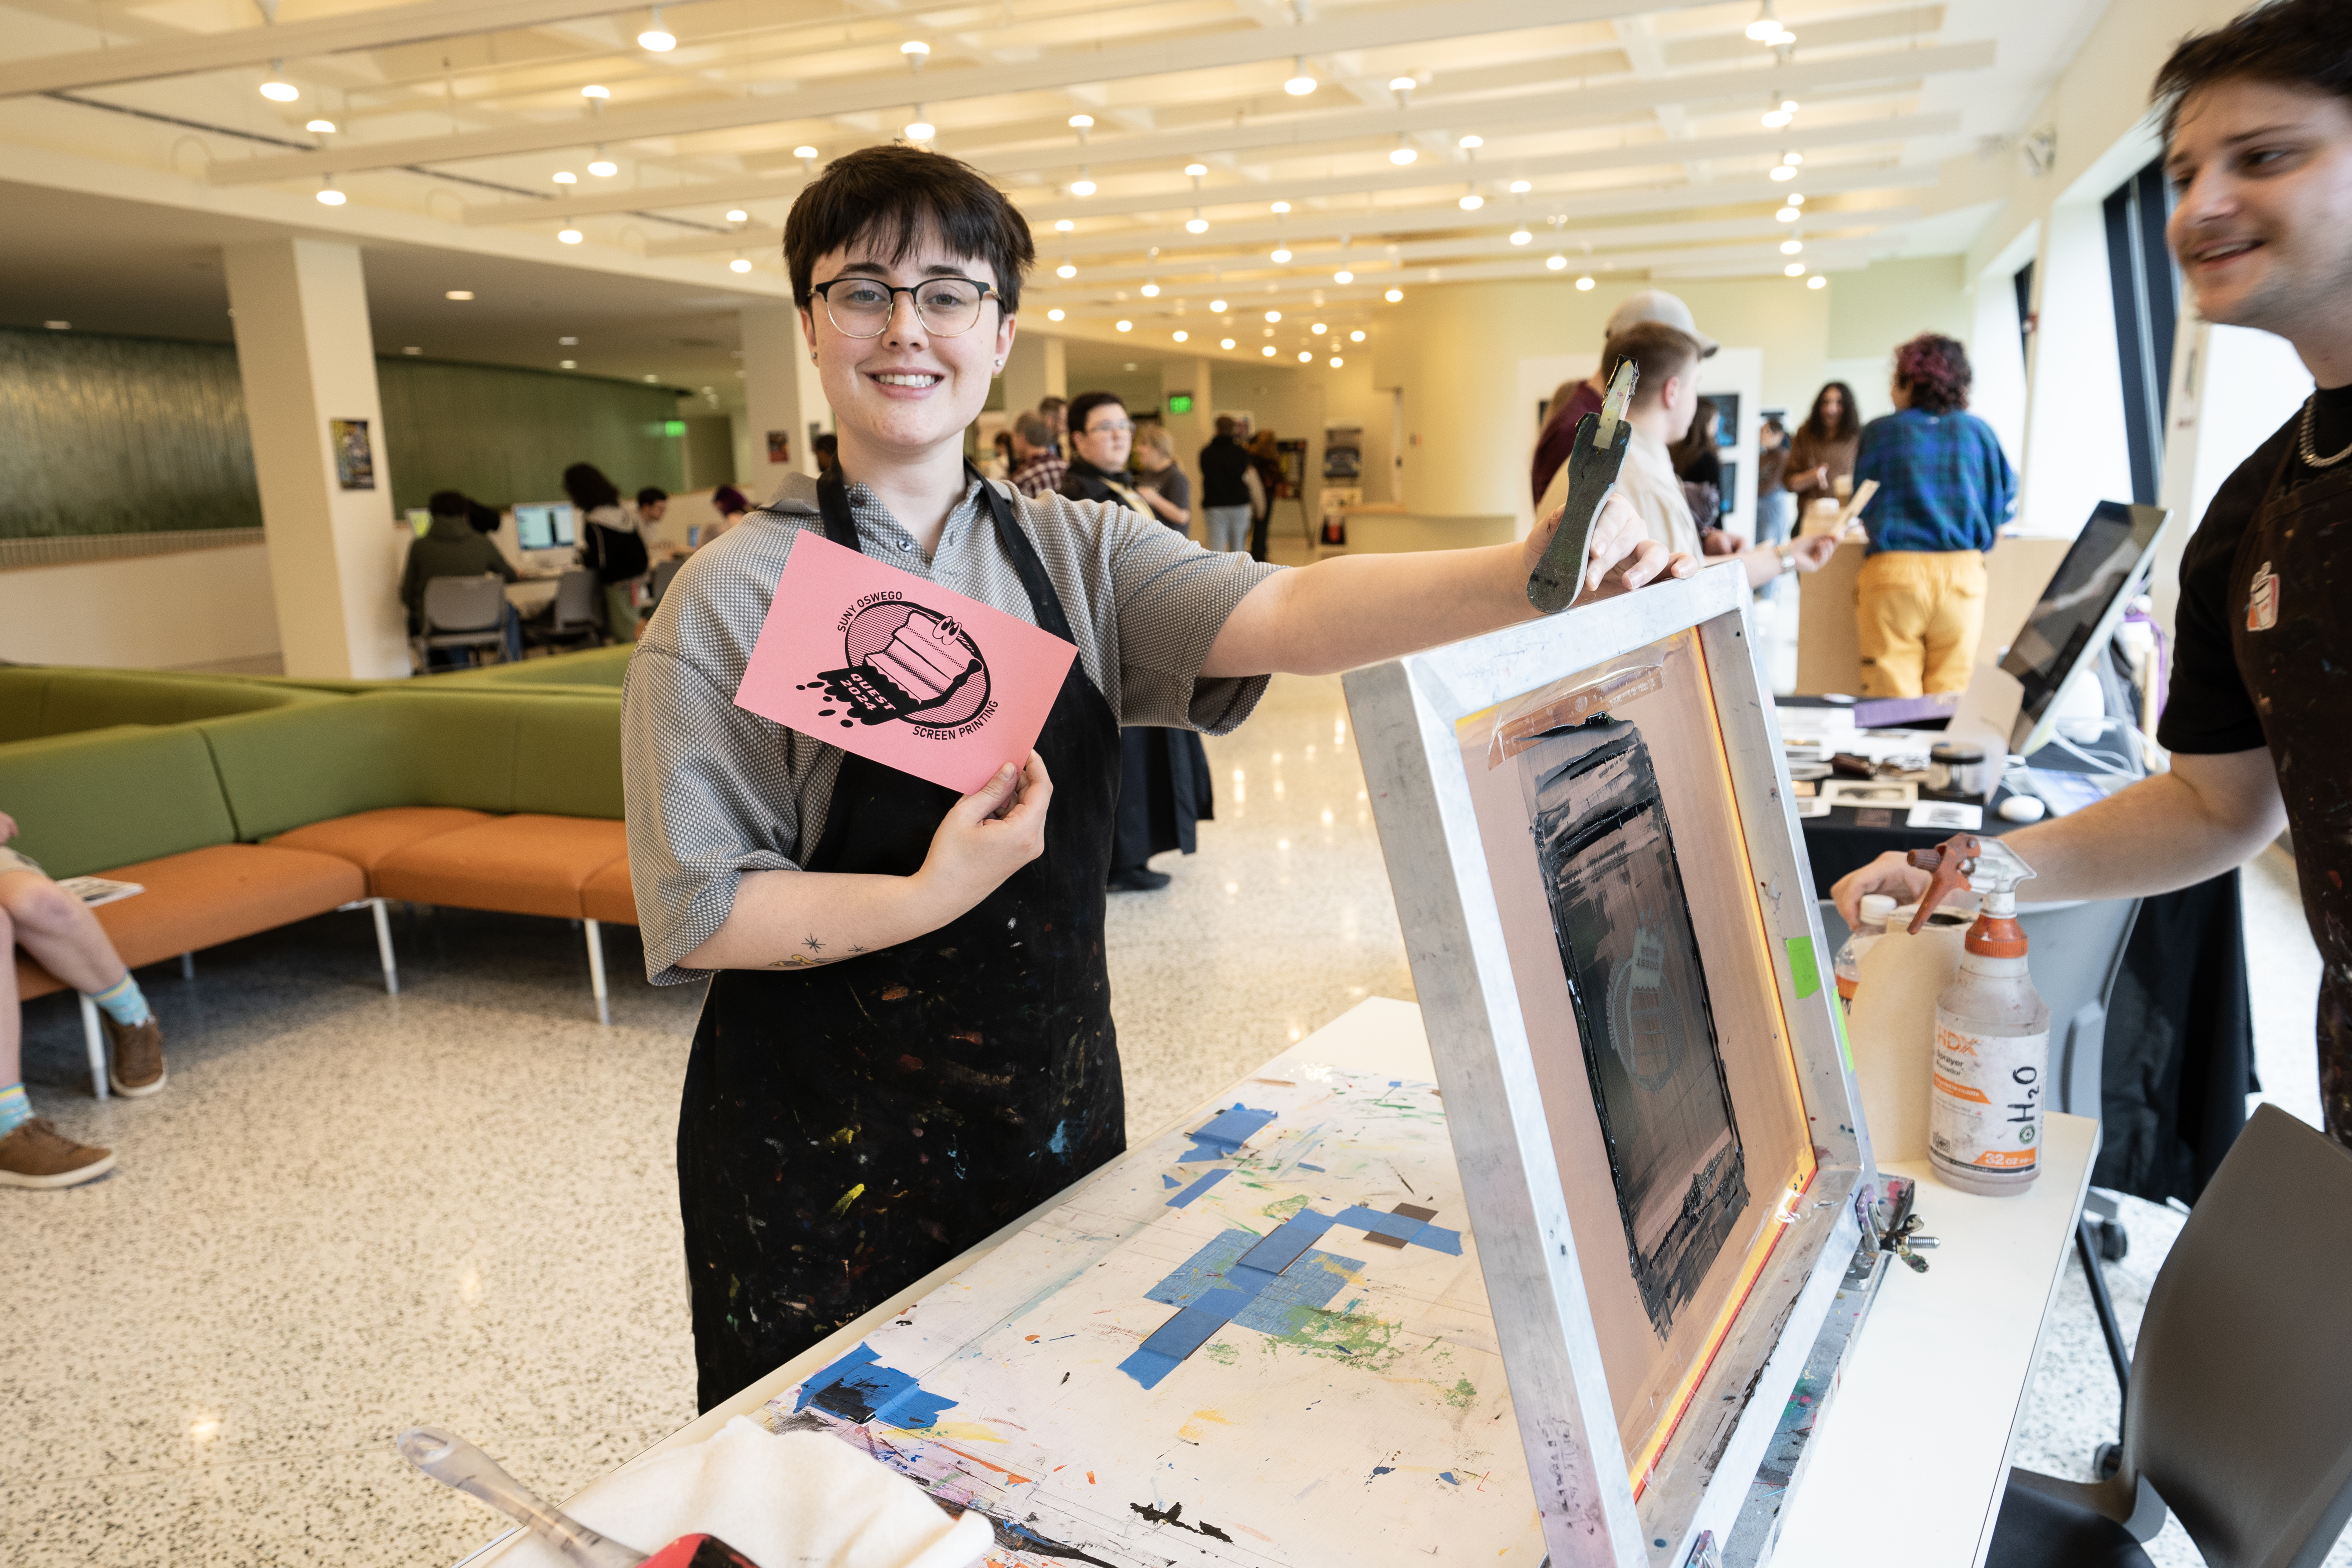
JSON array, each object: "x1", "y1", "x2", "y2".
[{"x1": 1833, "y1": 894, "x2": 1897, "y2": 1009}]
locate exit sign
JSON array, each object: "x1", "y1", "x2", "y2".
[{"x1": 1167, "y1": 392, "x2": 1194, "y2": 415}]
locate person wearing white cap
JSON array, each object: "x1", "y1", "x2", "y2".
[{"x1": 1531, "y1": 289, "x2": 1720, "y2": 504}]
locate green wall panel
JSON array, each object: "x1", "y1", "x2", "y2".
[
  {"x1": 376, "y1": 358, "x2": 685, "y2": 514},
  {"x1": 0, "y1": 327, "x2": 261, "y2": 538}
]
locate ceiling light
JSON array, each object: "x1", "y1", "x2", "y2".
[
  {"x1": 554, "y1": 171, "x2": 578, "y2": 184},
  {"x1": 1262, "y1": 345, "x2": 1277, "y2": 356},
  {"x1": 316, "y1": 182, "x2": 346, "y2": 207},
  {"x1": 307, "y1": 118, "x2": 336, "y2": 134},
  {"x1": 1186, "y1": 214, "x2": 1209, "y2": 234},
  {"x1": 581, "y1": 84, "x2": 611, "y2": 99},
  {"x1": 1068, "y1": 114, "x2": 1094, "y2": 129},
  {"x1": 1285, "y1": 56, "x2": 1317, "y2": 96},
  {"x1": 1770, "y1": 165, "x2": 1797, "y2": 181},
  {"x1": 1334, "y1": 269, "x2": 1353, "y2": 283},
  {"x1": 1458, "y1": 135, "x2": 1483, "y2": 149},
  {"x1": 1762, "y1": 109, "x2": 1792, "y2": 129},
  {"x1": 1577, "y1": 274, "x2": 1595, "y2": 291},
  {"x1": 794, "y1": 145, "x2": 818, "y2": 159},
  {"x1": 1210, "y1": 298, "x2": 1228, "y2": 311},
  {"x1": 643, "y1": 374, "x2": 659, "y2": 383},
  {"x1": 1221, "y1": 338, "x2": 1236, "y2": 349},
  {"x1": 1265, "y1": 310, "x2": 1281, "y2": 322},
  {"x1": 1745, "y1": 2, "x2": 1793, "y2": 44},
  {"x1": 1310, "y1": 322, "x2": 1326, "y2": 334},
  {"x1": 1509, "y1": 180, "x2": 1532, "y2": 194},
  {"x1": 1293, "y1": 350, "x2": 1308, "y2": 362},
  {"x1": 638, "y1": 7, "x2": 676, "y2": 50},
  {"x1": 1777, "y1": 206, "x2": 1799, "y2": 221},
  {"x1": 446, "y1": 290, "x2": 474, "y2": 301},
  {"x1": 40, "y1": 319, "x2": 69, "y2": 329},
  {"x1": 1056, "y1": 260, "x2": 1077, "y2": 278},
  {"x1": 1510, "y1": 229, "x2": 1532, "y2": 245},
  {"x1": 1173, "y1": 329, "x2": 1189, "y2": 342},
  {"x1": 1781, "y1": 238, "x2": 1803, "y2": 254},
  {"x1": 1768, "y1": 25, "x2": 1796, "y2": 45},
  {"x1": 559, "y1": 336, "x2": 578, "y2": 345},
  {"x1": 1459, "y1": 192, "x2": 1484, "y2": 211},
  {"x1": 1070, "y1": 175, "x2": 1096, "y2": 196},
  {"x1": 1390, "y1": 145, "x2": 1418, "y2": 166},
  {"x1": 730, "y1": 257, "x2": 752, "y2": 272},
  {"x1": 1785, "y1": 262, "x2": 1806, "y2": 277},
  {"x1": 900, "y1": 39, "x2": 930, "y2": 57},
  {"x1": 1270, "y1": 201, "x2": 1290, "y2": 213},
  {"x1": 1271, "y1": 247, "x2": 1293, "y2": 263},
  {"x1": 560, "y1": 359, "x2": 577, "y2": 368},
  {"x1": 589, "y1": 158, "x2": 619, "y2": 177},
  {"x1": 726, "y1": 209, "x2": 748, "y2": 222},
  {"x1": 259, "y1": 62, "x2": 297, "y2": 102},
  {"x1": 1054, "y1": 218, "x2": 1074, "y2": 232},
  {"x1": 1116, "y1": 319, "x2": 1133, "y2": 332},
  {"x1": 1047, "y1": 308, "x2": 1066, "y2": 320},
  {"x1": 1545, "y1": 254, "x2": 1566, "y2": 271},
  {"x1": 559, "y1": 225, "x2": 583, "y2": 243},
  {"x1": 1346, "y1": 329, "x2": 1365, "y2": 343},
  {"x1": 905, "y1": 117, "x2": 935, "y2": 142},
  {"x1": 1808, "y1": 274, "x2": 1827, "y2": 289},
  {"x1": 1329, "y1": 356, "x2": 1343, "y2": 368},
  {"x1": 1781, "y1": 98, "x2": 1800, "y2": 113},
  {"x1": 1142, "y1": 282, "x2": 1160, "y2": 297},
  {"x1": 1388, "y1": 76, "x2": 1416, "y2": 91},
  {"x1": 1783, "y1": 151, "x2": 1804, "y2": 165},
  {"x1": 1385, "y1": 287, "x2": 1403, "y2": 302},
  {"x1": 1789, "y1": 192, "x2": 1806, "y2": 205}
]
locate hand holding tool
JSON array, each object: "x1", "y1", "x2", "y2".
[{"x1": 1526, "y1": 359, "x2": 1638, "y2": 613}]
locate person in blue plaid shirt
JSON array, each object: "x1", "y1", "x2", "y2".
[{"x1": 1849, "y1": 334, "x2": 2018, "y2": 695}]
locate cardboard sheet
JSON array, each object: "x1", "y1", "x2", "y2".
[{"x1": 734, "y1": 531, "x2": 1077, "y2": 793}]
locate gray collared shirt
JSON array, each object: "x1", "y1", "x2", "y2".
[{"x1": 622, "y1": 470, "x2": 1283, "y2": 984}]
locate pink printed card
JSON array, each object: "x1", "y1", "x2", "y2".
[{"x1": 733, "y1": 530, "x2": 1078, "y2": 794}]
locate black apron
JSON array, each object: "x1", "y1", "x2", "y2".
[
  {"x1": 678, "y1": 468, "x2": 1127, "y2": 1410},
  {"x1": 2230, "y1": 443, "x2": 2352, "y2": 1147}
]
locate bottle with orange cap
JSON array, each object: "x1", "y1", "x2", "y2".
[{"x1": 1904, "y1": 833, "x2": 2051, "y2": 1196}]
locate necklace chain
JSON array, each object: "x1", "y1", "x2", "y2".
[{"x1": 2299, "y1": 393, "x2": 2352, "y2": 468}]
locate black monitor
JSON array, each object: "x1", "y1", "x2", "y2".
[
  {"x1": 512, "y1": 502, "x2": 577, "y2": 551},
  {"x1": 1997, "y1": 501, "x2": 2171, "y2": 754}
]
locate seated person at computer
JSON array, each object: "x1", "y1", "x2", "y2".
[
  {"x1": 402, "y1": 490, "x2": 520, "y2": 664},
  {"x1": 2, "y1": 809, "x2": 168, "y2": 1188}
]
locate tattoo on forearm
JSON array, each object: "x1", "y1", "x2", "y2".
[
  {"x1": 803, "y1": 935, "x2": 825, "y2": 952},
  {"x1": 766, "y1": 933, "x2": 862, "y2": 969}
]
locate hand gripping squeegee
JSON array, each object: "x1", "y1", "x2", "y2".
[{"x1": 1525, "y1": 358, "x2": 1639, "y2": 614}]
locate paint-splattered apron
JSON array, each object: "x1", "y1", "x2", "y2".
[
  {"x1": 2230, "y1": 441, "x2": 2352, "y2": 1148},
  {"x1": 678, "y1": 467, "x2": 1127, "y2": 1411}
]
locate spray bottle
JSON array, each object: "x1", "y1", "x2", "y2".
[
  {"x1": 1833, "y1": 893, "x2": 1897, "y2": 1010},
  {"x1": 1905, "y1": 833, "x2": 2050, "y2": 1196}
]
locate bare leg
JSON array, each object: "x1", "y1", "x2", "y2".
[
  {"x1": 0, "y1": 871, "x2": 129, "y2": 997},
  {"x1": 1, "y1": 902, "x2": 19, "y2": 1089}
]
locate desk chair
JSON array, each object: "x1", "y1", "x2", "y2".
[
  {"x1": 523, "y1": 568, "x2": 601, "y2": 653},
  {"x1": 413, "y1": 575, "x2": 509, "y2": 670},
  {"x1": 647, "y1": 556, "x2": 684, "y2": 611},
  {"x1": 1989, "y1": 1103, "x2": 2352, "y2": 1568}
]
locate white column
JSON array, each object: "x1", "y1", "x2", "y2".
[
  {"x1": 222, "y1": 238, "x2": 408, "y2": 680},
  {"x1": 742, "y1": 302, "x2": 830, "y2": 497},
  {"x1": 1000, "y1": 330, "x2": 1067, "y2": 424}
]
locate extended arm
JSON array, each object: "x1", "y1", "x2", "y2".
[
  {"x1": 1830, "y1": 747, "x2": 2285, "y2": 922},
  {"x1": 1202, "y1": 495, "x2": 1692, "y2": 678}
]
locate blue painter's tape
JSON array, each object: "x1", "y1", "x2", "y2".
[
  {"x1": 1235, "y1": 1210, "x2": 1338, "y2": 1274},
  {"x1": 1118, "y1": 1347, "x2": 1183, "y2": 1390},
  {"x1": 793, "y1": 1343, "x2": 884, "y2": 1413},
  {"x1": 791, "y1": 1341, "x2": 957, "y2": 1430},
  {"x1": 1145, "y1": 1229, "x2": 1258, "y2": 1308},
  {"x1": 1166, "y1": 1168, "x2": 1230, "y2": 1208},
  {"x1": 1140, "y1": 1296, "x2": 1245, "y2": 1361},
  {"x1": 1439, "y1": 1472, "x2": 1460, "y2": 1486},
  {"x1": 1180, "y1": 1104, "x2": 1277, "y2": 1161},
  {"x1": 1405, "y1": 1223, "x2": 1465, "y2": 1256},
  {"x1": 1162, "y1": 1174, "x2": 1181, "y2": 1189},
  {"x1": 1334, "y1": 1204, "x2": 1425, "y2": 1240},
  {"x1": 1231, "y1": 1249, "x2": 1361, "y2": 1337}
]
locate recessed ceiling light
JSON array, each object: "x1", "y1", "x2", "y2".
[
  {"x1": 1173, "y1": 330, "x2": 1189, "y2": 342},
  {"x1": 1262, "y1": 345, "x2": 1276, "y2": 356},
  {"x1": 1116, "y1": 319, "x2": 1133, "y2": 332},
  {"x1": 445, "y1": 290, "x2": 474, "y2": 300},
  {"x1": 1210, "y1": 298, "x2": 1228, "y2": 311},
  {"x1": 730, "y1": 257, "x2": 753, "y2": 272},
  {"x1": 1385, "y1": 288, "x2": 1403, "y2": 302},
  {"x1": 1047, "y1": 308, "x2": 1066, "y2": 321},
  {"x1": 1265, "y1": 310, "x2": 1281, "y2": 322},
  {"x1": 726, "y1": 209, "x2": 748, "y2": 222},
  {"x1": 1297, "y1": 350, "x2": 1312, "y2": 361},
  {"x1": 307, "y1": 119, "x2": 337, "y2": 133},
  {"x1": 1349, "y1": 330, "x2": 1365, "y2": 342},
  {"x1": 1310, "y1": 322, "x2": 1326, "y2": 334},
  {"x1": 558, "y1": 226, "x2": 583, "y2": 243},
  {"x1": 637, "y1": 7, "x2": 676, "y2": 50},
  {"x1": 1220, "y1": 338, "x2": 1236, "y2": 349},
  {"x1": 1329, "y1": 356, "x2": 1343, "y2": 368}
]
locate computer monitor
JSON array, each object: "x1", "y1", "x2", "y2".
[
  {"x1": 1997, "y1": 500, "x2": 2173, "y2": 755},
  {"x1": 405, "y1": 509, "x2": 432, "y2": 538},
  {"x1": 512, "y1": 502, "x2": 577, "y2": 551}
]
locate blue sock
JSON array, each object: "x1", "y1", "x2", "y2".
[
  {"x1": 90, "y1": 974, "x2": 151, "y2": 1028},
  {"x1": 0, "y1": 1083, "x2": 28, "y2": 1136}
]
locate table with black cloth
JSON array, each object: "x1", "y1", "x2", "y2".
[{"x1": 1800, "y1": 761, "x2": 2256, "y2": 1206}]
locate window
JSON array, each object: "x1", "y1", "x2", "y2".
[{"x1": 2104, "y1": 159, "x2": 2179, "y2": 504}]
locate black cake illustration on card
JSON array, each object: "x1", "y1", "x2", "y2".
[{"x1": 799, "y1": 601, "x2": 991, "y2": 730}]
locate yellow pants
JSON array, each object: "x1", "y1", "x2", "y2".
[{"x1": 1854, "y1": 550, "x2": 1987, "y2": 697}]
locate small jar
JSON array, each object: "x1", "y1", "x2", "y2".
[{"x1": 1927, "y1": 742, "x2": 1991, "y2": 799}]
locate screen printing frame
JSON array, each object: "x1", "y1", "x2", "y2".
[{"x1": 1343, "y1": 564, "x2": 1876, "y2": 1568}]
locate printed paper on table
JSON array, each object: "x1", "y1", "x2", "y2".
[{"x1": 734, "y1": 530, "x2": 1076, "y2": 793}]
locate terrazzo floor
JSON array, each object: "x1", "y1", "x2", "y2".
[{"x1": 2, "y1": 673, "x2": 2337, "y2": 1566}]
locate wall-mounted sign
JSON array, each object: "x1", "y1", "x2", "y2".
[
  {"x1": 767, "y1": 429, "x2": 792, "y2": 463},
  {"x1": 1167, "y1": 392, "x2": 1194, "y2": 415},
  {"x1": 330, "y1": 418, "x2": 374, "y2": 490}
]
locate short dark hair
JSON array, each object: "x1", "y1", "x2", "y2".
[
  {"x1": 561, "y1": 463, "x2": 620, "y2": 512},
  {"x1": 428, "y1": 488, "x2": 470, "y2": 518},
  {"x1": 636, "y1": 486, "x2": 668, "y2": 508},
  {"x1": 711, "y1": 485, "x2": 750, "y2": 516},
  {"x1": 1039, "y1": 396, "x2": 1067, "y2": 416},
  {"x1": 2155, "y1": 0, "x2": 2352, "y2": 142},
  {"x1": 782, "y1": 143, "x2": 1034, "y2": 314},
  {"x1": 1605, "y1": 321, "x2": 1702, "y2": 410},
  {"x1": 1804, "y1": 382, "x2": 1861, "y2": 443},
  {"x1": 1067, "y1": 391, "x2": 1127, "y2": 438},
  {"x1": 1214, "y1": 414, "x2": 1237, "y2": 435},
  {"x1": 466, "y1": 500, "x2": 500, "y2": 534},
  {"x1": 812, "y1": 433, "x2": 838, "y2": 457},
  {"x1": 1895, "y1": 334, "x2": 1973, "y2": 414}
]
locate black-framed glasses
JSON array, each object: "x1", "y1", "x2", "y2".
[{"x1": 811, "y1": 275, "x2": 1000, "y2": 338}]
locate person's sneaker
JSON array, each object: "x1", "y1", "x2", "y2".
[
  {"x1": 0, "y1": 1118, "x2": 116, "y2": 1189},
  {"x1": 103, "y1": 1014, "x2": 167, "y2": 1097},
  {"x1": 1107, "y1": 866, "x2": 1173, "y2": 892}
]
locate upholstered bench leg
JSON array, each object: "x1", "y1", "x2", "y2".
[
  {"x1": 80, "y1": 994, "x2": 107, "y2": 1102},
  {"x1": 584, "y1": 918, "x2": 610, "y2": 1026},
  {"x1": 340, "y1": 898, "x2": 400, "y2": 994}
]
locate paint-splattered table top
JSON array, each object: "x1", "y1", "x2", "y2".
[{"x1": 741, "y1": 1004, "x2": 1540, "y2": 1565}]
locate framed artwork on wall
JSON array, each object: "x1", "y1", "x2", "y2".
[
  {"x1": 1343, "y1": 565, "x2": 1877, "y2": 1568},
  {"x1": 330, "y1": 417, "x2": 374, "y2": 490}
]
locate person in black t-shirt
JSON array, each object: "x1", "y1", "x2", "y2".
[{"x1": 1835, "y1": 0, "x2": 2352, "y2": 1149}]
